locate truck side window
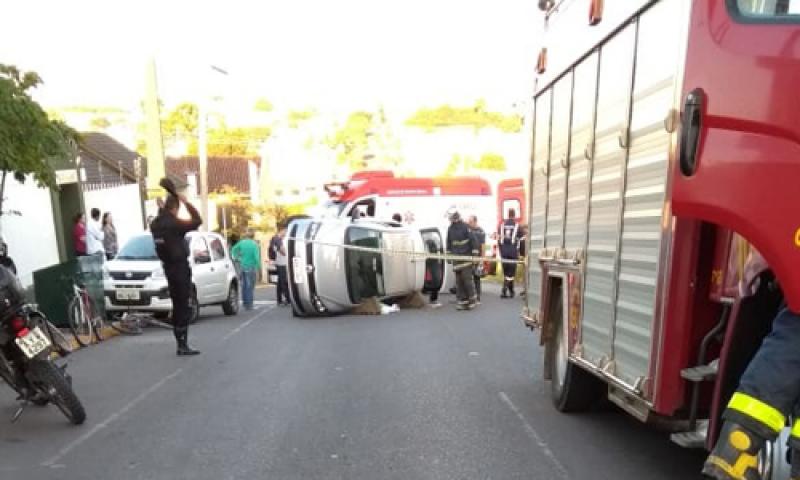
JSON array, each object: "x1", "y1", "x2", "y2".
[{"x1": 733, "y1": 0, "x2": 800, "y2": 19}]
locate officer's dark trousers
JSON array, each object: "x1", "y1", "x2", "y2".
[
  {"x1": 165, "y1": 262, "x2": 193, "y2": 343},
  {"x1": 454, "y1": 263, "x2": 476, "y2": 304},
  {"x1": 731, "y1": 307, "x2": 800, "y2": 437}
]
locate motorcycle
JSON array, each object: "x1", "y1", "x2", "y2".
[{"x1": 0, "y1": 266, "x2": 85, "y2": 425}]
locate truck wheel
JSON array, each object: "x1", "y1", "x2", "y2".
[{"x1": 548, "y1": 290, "x2": 604, "y2": 412}]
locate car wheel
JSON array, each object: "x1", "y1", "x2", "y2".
[
  {"x1": 222, "y1": 282, "x2": 239, "y2": 316},
  {"x1": 188, "y1": 288, "x2": 200, "y2": 324}
]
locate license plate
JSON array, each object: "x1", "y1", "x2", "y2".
[
  {"x1": 117, "y1": 289, "x2": 141, "y2": 300},
  {"x1": 15, "y1": 326, "x2": 51, "y2": 359},
  {"x1": 292, "y1": 257, "x2": 305, "y2": 284}
]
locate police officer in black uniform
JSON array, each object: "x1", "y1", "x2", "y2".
[
  {"x1": 150, "y1": 191, "x2": 203, "y2": 356},
  {"x1": 498, "y1": 209, "x2": 521, "y2": 298}
]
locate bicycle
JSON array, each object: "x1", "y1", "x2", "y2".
[{"x1": 66, "y1": 273, "x2": 106, "y2": 347}]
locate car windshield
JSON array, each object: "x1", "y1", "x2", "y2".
[{"x1": 116, "y1": 235, "x2": 158, "y2": 260}]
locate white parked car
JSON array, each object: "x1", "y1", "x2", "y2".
[
  {"x1": 103, "y1": 231, "x2": 240, "y2": 322},
  {"x1": 287, "y1": 218, "x2": 445, "y2": 317}
]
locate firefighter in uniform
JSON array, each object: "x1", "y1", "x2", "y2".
[
  {"x1": 446, "y1": 210, "x2": 477, "y2": 310},
  {"x1": 150, "y1": 192, "x2": 203, "y2": 356},
  {"x1": 703, "y1": 250, "x2": 800, "y2": 480},
  {"x1": 498, "y1": 209, "x2": 521, "y2": 298}
]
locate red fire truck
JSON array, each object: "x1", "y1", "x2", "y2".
[{"x1": 523, "y1": 0, "x2": 799, "y2": 476}]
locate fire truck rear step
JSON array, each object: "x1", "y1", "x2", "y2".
[
  {"x1": 680, "y1": 359, "x2": 719, "y2": 382},
  {"x1": 670, "y1": 420, "x2": 709, "y2": 449}
]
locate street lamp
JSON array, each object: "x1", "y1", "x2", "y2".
[{"x1": 198, "y1": 64, "x2": 228, "y2": 231}]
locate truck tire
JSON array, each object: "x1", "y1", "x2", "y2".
[{"x1": 548, "y1": 290, "x2": 604, "y2": 412}]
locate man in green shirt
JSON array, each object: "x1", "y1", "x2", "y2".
[{"x1": 231, "y1": 229, "x2": 261, "y2": 310}]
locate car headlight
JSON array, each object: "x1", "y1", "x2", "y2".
[{"x1": 152, "y1": 267, "x2": 166, "y2": 279}]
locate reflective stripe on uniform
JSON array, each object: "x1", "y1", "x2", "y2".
[
  {"x1": 792, "y1": 419, "x2": 800, "y2": 439},
  {"x1": 728, "y1": 392, "x2": 786, "y2": 434}
]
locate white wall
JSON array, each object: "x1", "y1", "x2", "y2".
[
  {"x1": 83, "y1": 184, "x2": 144, "y2": 251},
  {"x1": 0, "y1": 176, "x2": 60, "y2": 287}
]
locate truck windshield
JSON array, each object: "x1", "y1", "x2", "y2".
[
  {"x1": 116, "y1": 235, "x2": 159, "y2": 260},
  {"x1": 344, "y1": 227, "x2": 385, "y2": 303},
  {"x1": 320, "y1": 201, "x2": 345, "y2": 218}
]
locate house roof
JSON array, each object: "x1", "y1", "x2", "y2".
[
  {"x1": 165, "y1": 156, "x2": 258, "y2": 194},
  {"x1": 79, "y1": 132, "x2": 142, "y2": 184}
]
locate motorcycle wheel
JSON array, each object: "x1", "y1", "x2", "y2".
[{"x1": 27, "y1": 360, "x2": 86, "y2": 425}]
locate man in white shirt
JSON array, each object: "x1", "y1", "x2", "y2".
[{"x1": 86, "y1": 208, "x2": 105, "y2": 256}]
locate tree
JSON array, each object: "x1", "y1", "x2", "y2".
[
  {"x1": 0, "y1": 64, "x2": 77, "y2": 221},
  {"x1": 287, "y1": 109, "x2": 315, "y2": 128},
  {"x1": 326, "y1": 111, "x2": 373, "y2": 170},
  {"x1": 163, "y1": 102, "x2": 199, "y2": 140},
  {"x1": 253, "y1": 98, "x2": 273, "y2": 112},
  {"x1": 406, "y1": 100, "x2": 522, "y2": 133},
  {"x1": 475, "y1": 152, "x2": 506, "y2": 171},
  {"x1": 90, "y1": 116, "x2": 111, "y2": 130}
]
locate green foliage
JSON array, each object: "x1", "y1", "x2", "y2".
[
  {"x1": 326, "y1": 111, "x2": 373, "y2": 170},
  {"x1": 0, "y1": 64, "x2": 77, "y2": 216},
  {"x1": 89, "y1": 116, "x2": 111, "y2": 130},
  {"x1": 163, "y1": 102, "x2": 199, "y2": 139},
  {"x1": 162, "y1": 103, "x2": 270, "y2": 157},
  {"x1": 287, "y1": 109, "x2": 315, "y2": 128},
  {"x1": 61, "y1": 105, "x2": 125, "y2": 114},
  {"x1": 442, "y1": 154, "x2": 470, "y2": 177},
  {"x1": 475, "y1": 152, "x2": 506, "y2": 171},
  {"x1": 196, "y1": 125, "x2": 271, "y2": 157},
  {"x1": 253, "y1": 98, "x2": 273, "y2": 112},
  {"x1": 406, "y1": 100, "x2": 522, "y2": 133}
]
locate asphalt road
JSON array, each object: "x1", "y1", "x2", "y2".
[{"x1": 0, "y1": 284, "x2": 706, "y2": 480}]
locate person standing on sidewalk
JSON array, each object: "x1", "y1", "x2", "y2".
[
  {"x1": 446, "y1": 210, "x2": 477, "y2": 311},
  {"x1": 269, "y1": 225, "x2": 290, "y2": 306},
  {"x1": 150, "y1": 192, "x2": 203, "y2": 356},
  {"x1": 86, "y1": 208, "x2": 105, "y2": 258},
  {"x1": 467, "y1": 215, "x2": 486, "y2": 304},
  {"x1": 102, "y1": 212, "x2": 118, "y2": 260},
  {"x1": 231, "y1": 229, "x2": 260, "y2": 310},
  {"x1": 73, "y1": 213, "x2": 87, "y2": 257}
]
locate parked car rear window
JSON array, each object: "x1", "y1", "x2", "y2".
[
  {"x1": 732, "y1": 0, "x2": 800, "y2": 21},
  {"x1": 209, "y1": 237, "x2": 226, "y2": 261},
  {"x1": 116, "y1": 235, "x2": 158, "y2": 260}
]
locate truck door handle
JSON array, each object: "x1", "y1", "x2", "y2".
[
  {"x1": 679, "y1": 88, "x2": 705, "y2": 177},
  {"x1": 210, "y1": 267, "x2": 215, "y2": 272}
]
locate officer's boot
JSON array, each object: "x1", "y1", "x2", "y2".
[
  {"x1": 703, "y1": 421, "x2": 765, "y2": 480},
  {"x1": 501, "y1": 280, "x2": 509, "y2": 298},
  {"x1": 508, "y1": 280, "x2": 515, "y2": 298},
  {"x1": 176, "y1": 332, "x2": 200, "y2": 356}
]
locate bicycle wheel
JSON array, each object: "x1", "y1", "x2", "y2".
[
  {"x1": 31, "y1": 314, "x2": 74, "y2": 357},
  {"x1": 87, "y1": 296, "x2": 106, "y2": 342},
  {"x1": 67, "y1": 296, "x2": 93, "y2": 347}
]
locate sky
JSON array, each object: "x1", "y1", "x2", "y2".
[{"x1": 0, "y1": 0, "x2": 543, "y2": 115}]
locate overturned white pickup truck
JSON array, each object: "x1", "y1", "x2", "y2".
[{"x1": 286, "y1": 218, "x2": 445, "y2": 317}]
